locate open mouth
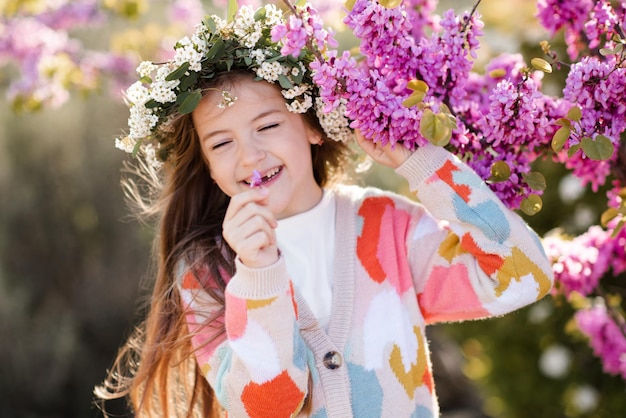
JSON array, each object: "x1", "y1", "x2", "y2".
[{"x1": 244, "y1": 166, "x2": 282, "y2": 187}]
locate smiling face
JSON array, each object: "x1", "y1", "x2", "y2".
[{"x1": 193, "y1": 77, "x2": 323, "y2": 219}]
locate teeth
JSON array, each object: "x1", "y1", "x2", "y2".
[
  {"x1": 264, "y1": 167, "x2": 280, "y2": 179},
  {"x1": 246, "y1": 167, "x2": 280, "y2": 184}
]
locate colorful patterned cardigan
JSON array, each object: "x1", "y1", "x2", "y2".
[{"x1": 178, "y1": 144, "x2": 554, "y2": 417}]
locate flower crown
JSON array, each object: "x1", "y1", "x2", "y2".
[{"x1": 115, "y1": 3, "x2": 353, "y2": 168}]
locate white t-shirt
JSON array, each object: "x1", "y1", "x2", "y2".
[{"x1": 275, "y1": 189, "x2": 335, "y2": 330}]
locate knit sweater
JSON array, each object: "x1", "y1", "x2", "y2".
[{"x1": 177, "y1": 144, "x2": 554, "y2": 417}]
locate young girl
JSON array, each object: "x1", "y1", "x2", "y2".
[{"x1": 97, "y1": 4, "x2": 553, "y2": 417}]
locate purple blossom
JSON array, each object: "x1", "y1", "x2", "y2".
[
  {"x1": 544, "y1": 226, "x2": 612, "y2": 297},
  {"x1": 575, "y1": 305, "x2": 626, "y2": 379}
]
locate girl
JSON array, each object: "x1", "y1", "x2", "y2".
[{"x1": 97, "y1": 3, "x2": 553, "y2": 417}]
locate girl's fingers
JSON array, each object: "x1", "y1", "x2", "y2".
[
  {"x1": 355, "y1": 129, "x2": 413, "y2": 168},
  {"x1": 222, "y1": 188, "x2": 279, "y2": 268},
  {"x1": 224, "y1": 187, "x2": 276, "y2": 228}
]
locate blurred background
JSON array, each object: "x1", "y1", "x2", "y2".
[{"x1": 1, "y1": 1, "x2": 625, "y2": 417}]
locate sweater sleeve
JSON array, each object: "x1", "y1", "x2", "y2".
[
  {"x1": 176, "y1": 257, "x2": 309, "y2": 417},
  {"x1": 395, "y1": 143, "x2": 554, "y2": 324}
]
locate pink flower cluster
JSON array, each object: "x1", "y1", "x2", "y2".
[
  {"x1": 537, "y1": 0, "x2": 623, "y2": 59},
  {"x1": 543, "y1": 227, "x2": 613, "y2": 297},
  {"x1": 575, "y1": 305, "x2": 626, "y2": 379},
  {"x1": 271, "y1": 4, "x2": 338, "y2": 58},
  {"x1": 557, "y1": 56, "x2": 626, "y2": 192},
  {"x1": 0, "y1": 0, "x2": 135, "y2": 110}
]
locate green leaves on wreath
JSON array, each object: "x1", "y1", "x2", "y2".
[{"x1": 520, "y1": 194, "x2": 543, "y2": 216}]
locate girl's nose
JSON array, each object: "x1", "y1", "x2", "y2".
[{"x1": 239, "y1": 138, "x2": 265, "y2": 166}]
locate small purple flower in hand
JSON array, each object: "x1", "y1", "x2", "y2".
[{"x1": 250, "y1": 170, "x2": 262, "y2": 188}]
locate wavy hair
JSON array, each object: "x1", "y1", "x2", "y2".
[{"x1": 95, "y1": 70, "x2": 351, "y2": 417}]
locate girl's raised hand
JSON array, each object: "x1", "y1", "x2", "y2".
[
  {"x1": 355, "y1": 129, "x2": 413, "y2": 169},
  {"x1": 222, "y1": 188, "x2": 279, "y2": 269}
]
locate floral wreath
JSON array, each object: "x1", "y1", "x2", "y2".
[{"x1": 115, "y1": 3, "x2": 353, "y2": 168}]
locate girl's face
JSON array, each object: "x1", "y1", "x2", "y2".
[{"x1": 193, "y1": 78, "x2": 323, "y2": 219}]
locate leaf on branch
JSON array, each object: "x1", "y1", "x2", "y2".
[
  {"x1": 567, "y1": 143, "x2": 581, "y2": 158},
  {"x1": 555, "y1": 118, "x2": 571, "y2": 127},
  {"x1": 522, "y1": 171, "x2": 547, "y2": 191},
  {"x1": 407, "y1": 79, "x2": 429, "y2": 93},
  {"x1": 227, "y1": 0, "x2": 238, "y2": 23},
  {"x1": 488, "y1": 68, "x2": 507, "y2": 78},
  {"x1": 612, "y1": 218, "x2": 626, "y2": 238},
  {"x1": 489, "y1": 161, "x2": 511, "y2": 183},
  {"x1": 531, "y1": 57, "x2": 552, "y2": 73},
  {"x1": 601, "y1": 207, "x2": 619, "y2": 227},
  {"x1": 345, "y1": 0, "x2": 356, "y2": 11},
  {"x1": 166, "y1": 62, "x2": 191, "y2": 81},
  {"x1": 552, "y1": 126, "x2": 570, "y2": 152},
  {"x1": 178, "y1": 89, "x2": 202, "y2": 114},
  {"x1": 420, "y1": 109, "x2": 452, "y2": 147},
  {"x1": 581, "y1": 135, "x2": 614, "y2": 161},
  {"x1": 567, "y1": 106, "x2": 582, "y2": 122},
  {"x1": 379, "y1": 0, "x2": 403, "y2": 8},
  {"x1": 402, "y1": 91, "x2": 426, "y2": 108},
  {"x1": 599, "y1": 44, "x2": 623, "y2": 56},
  {"x1": 520, "y1": 194, "x2": 543, "y2": 216}
]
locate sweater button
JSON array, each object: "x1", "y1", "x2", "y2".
[{"x1": 323, "y1": 351, "x2": 342, "y2": 369}]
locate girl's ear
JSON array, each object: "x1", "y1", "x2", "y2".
[{"x1": 307, "y1": 127, "x2": 323, "y2": 146}]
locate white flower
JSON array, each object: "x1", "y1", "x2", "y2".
[
  {"x1": 250, "y1": 49, "x2": 267, "y2": 65},
  {"x1": 136, "y1": 61, "x2": 156, "y2": 78},
  {"x1": 281, "y1": 84, "x2": 311, "y2": 99},
  {"x1": 125, "y1": 81, "x2": 150, "y2": 106},
  {"x1": 256, "y1": 61, "x2": 285, "y2": 83},
  {"x1": 150, "y1": 81, "x2": 178, "y2": 103},
  {"x1": 174, "y1": 36, "x2": 203, "y2": 72},
  {"x1": 315, "y1": 97, "x2": 353, "y2": 142},
  {"x1": 143, "y1": 143, "x2": 163, "y2": 169},
  {"x1": 264, "y1": 5, "x2": 283, "y2": 27},
  {"x1": 128, "y1": 106, "x2": 158, "y2": 139},
  {"x1": 286, "y1": 94, "x2": 313, "y2": 113},
  {"x1": 115, "y1": 136, "x2": 137, "y2": 153}
]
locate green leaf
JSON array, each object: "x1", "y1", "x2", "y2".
[
  {"x1": 254, "y1": 5, "x2": 266, "y2": 20},
  {"x1": 144, "y1": 99, "x2": 160, "y2": 109},
  {"x1": 567, "y1": 106, "x2": 582, "y2": 122},
  {"x1": 420, "y1": 109, "x2": 452, "y2": 147},
  {"x1": 489, "y1": 161, "x2": 511, "y2": 183},
  {"x1": 407, "y1": 79, "x2": 428, "y2": 93},
  {"x1": 166, "y1": 62, "x2": 191, "y2": 81},
  {"x1": 402, "y1": 91, "x2": 426, "y2": 108},
  {"x1": 139, "y1": 76, "x2": 152, "y2": 84},
  {"x1": 345, "y1": 0, "x2": 356, "y2": 11},
  {"x1": 612, "y1": 218, "x2": 626, "y2": 238},
  {"x1": 555, "y1": 117, "x2": 571, "y2": 127},
  {"x1": 176, "y1": 90, "x2": 190, "y2": 105},
  {"x1": 601, "y1": 207, "x2": 619, "y2": 227},
  {"x1": 204, "y1": 16, "x2": 217, "y2": 33},
  {"x1": 522, "y1": 171, "x2": 547, "y2": 191},
  {"x1": 278, "y1": 74, "x2": 294, "y2": 89},
  {"x1": 379, "y1": 0, "x2": 402, "y2": 7},
  {"x1": 488, "y1": 68, "x2": 506, "y2": 78},
  {"x1": 599, "y1": 43, "x2": 623, "y2": 56},
  {"x1": 581, "y1": 135, "x2": 614, "y2": 161},
  {"x1": 131, "y1": 139, "x2": 142, "y2": 158},
  {"x1": 179, "y1": 72, "x2": 199, "y2": 91},
  {"x1": 178, "y1": 89, "x2": 202, "y2": 114},
  {"x1": 520, "y1": 194, "x2": 543, "y2": 216},
  {"x1": 531, "y1": 57, "x2": 552, "y2": 73},
  {"x1": 567, "y1": 143, "x2": 581, "y2": 158},
  {"x1": 206, "y1": 39, "x2": 225, "y2": 61},
  {"x1": 227, "y1": 0, "x2": 238, "y2": 22},
  {"x1": 551, "y1": 126, "x2": 570, "y2": 152}
]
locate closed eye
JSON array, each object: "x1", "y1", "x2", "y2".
[
  {"x1": 211, "y1": 140, "x2": 232, "y2": 150},
  {"x1": 259, "y1": 123, "x2": 279, "y2": 132}
]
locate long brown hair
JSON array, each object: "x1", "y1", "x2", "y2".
[{"x1": 95, "y1": 70, "x2": 351, "y2": 417}]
